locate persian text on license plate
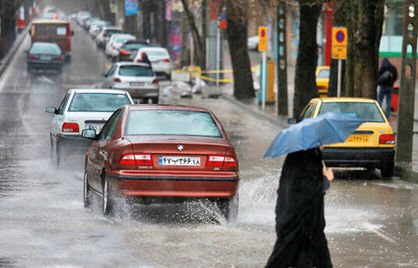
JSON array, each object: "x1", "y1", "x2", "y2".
[
  {"x1": 347, "y1": 135, "x2": 369, "y2": 142},
  {"x1": 87, "y1": 124, "x2": 104, "y2": 133},
  {"x1": 158, "y1": 156, "x2": 201, "y2": 166}
]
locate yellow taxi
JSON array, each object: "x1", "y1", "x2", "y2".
[
  {"x1": 316, "y1": 66, "x2": 329, "y2": 98},
  {"x1": 298, "y1": 97, "x2": 395, "y2": 177}
]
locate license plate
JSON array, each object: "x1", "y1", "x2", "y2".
[
  {"x1": 158, "y1": 156, "x2": 201, "y2": 166},
  {"x1": 347, "y1": 135, "x2": 369, "y2": 142},
  {"x1": 130, "y1": 82, "x2": 144, "y2": 87},
  {"x1": 87, "y1": 124, "x2": 104, "y2": 133},
  {"x1": 40, "y1": 55, "x2": 52, "y2": 60}
]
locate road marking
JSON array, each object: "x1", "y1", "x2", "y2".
[
  {"x1": 362, "y1": 222, "x2": 399, "y2": 244},
  {"x1": 39, "y1": 75, "x2": 55, "y2": 84}
]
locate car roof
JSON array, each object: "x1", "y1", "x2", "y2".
[
  {"x1": 67, "y1": 88, "x2": 130, "y2": 94},
  {"x1": 114, "y1": 62, "x2": 151, "y2": 67},
  {"x1": 32, "y1": 19, "x2": 69, "y2": 24},
  {"x1": 316, "y1": 97, "x2": 377, "y2": 103},
  {"x1": 127, "y1": 104, "x2": 212, "y2": 113},
  {"x1": 138, "y1": 46, "x2": 168, "y2": 52}
]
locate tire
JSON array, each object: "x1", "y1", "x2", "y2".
[
  {"x1": 83, "y1": 172, "x2": 91, "y2": 208},
  {"x1": 56, "y1": 142, "x2": 62, "y2": 167},
  {"x1": 102, "y1": 177, "x2": 114, "y2": 215},
  {"x1": 50, "y1": 136, "x2": 54, "y2": 159},
  {"x1": 381, "y1": 162, "x2": 394, "y2": 178},
  {"x1": 217, "y1": 193, "x2": 239, "y2": 222}
]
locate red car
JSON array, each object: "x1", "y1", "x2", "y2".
[{"x1": 82, "y1": 104, "x2": 239, "y2": 220}]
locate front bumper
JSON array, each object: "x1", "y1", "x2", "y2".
[
  {"x1": 107, "y1": 171, "x2": 239, "y2": 199},
  {"x1": 112, "y1": 85, "x2": 159, "y2": 98},
  {"x1": 322, "y1": 147, "x2": 394, "y2": 168}
]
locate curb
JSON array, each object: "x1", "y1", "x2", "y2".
[
  {"x1": 0, "y1": 26, "x2": 30, "y2": 78},
  {"x1": 220, "y1": 92, "x2": 418, "y2": 183},
  {"x1": 220, "y1": 94, "x2": 289, "y2": 129}
]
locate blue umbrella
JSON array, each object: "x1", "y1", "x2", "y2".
[{"x1": 264, "y1": 112, "x2": 365, "y2": 158}]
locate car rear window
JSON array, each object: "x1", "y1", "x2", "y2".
[
  {"x1": 104, "y1": 30, "x2": 121, "y2": 37},
  {"x1": 143, "y1": 50, "x2": 169, "y2": 57},
  {"x1": 317, "y1": 69, "x2": 329, "y2": 78},
  {"x1": 30, "y1": 43, "x2": 61, "y2": 55},
  {"x1": 318, "y1": 102, "x2": 385, "y2": 122},
  {"x1": 119, "y1": 65, "x2": 153, "y2": 76},
  {"x1": 35, "y1": 24, "x2": 68, "y2": 36},
  {"x1": 68, "y1": 93, "x2": 131, "y2": 112},
  {"x1": 124, "y1": 43, "x2": 147, "y2": 50},
  {"x1": 126, "y1": 110, "x2": 222, "y2": 137}
]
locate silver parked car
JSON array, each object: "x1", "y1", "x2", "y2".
[{"x1": 102, "y1": 62, "x2": 159, "y2": 103}]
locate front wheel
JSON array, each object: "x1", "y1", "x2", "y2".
[
  {"x1": 56, "y1": 143, "x2": 62, "y2": 167},
  {"x1": 102, "y1": 177, "x2": 114, "y2": 215}
]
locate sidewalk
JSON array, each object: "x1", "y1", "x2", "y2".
[{"x1": 207, "y1": 83, "x2": 418, "y2": 183}]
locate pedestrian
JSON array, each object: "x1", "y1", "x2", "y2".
[
  {"x1": 140, "y1": 52, "x2": 151, "y2": 66},
  {"x1": 266, "y1": 147, "x2": 334, "y2": 268},
  {"x1": 377, "y1": 58, "x2": 398, "y2": 119}
]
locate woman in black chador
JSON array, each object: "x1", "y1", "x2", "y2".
[{"x1": 266, "y1": 147, "x2": 333, "y2": 268}]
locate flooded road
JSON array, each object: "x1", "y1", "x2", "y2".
[{"x1": 0, "y1": 23, "x2": 417, "y2": 267}]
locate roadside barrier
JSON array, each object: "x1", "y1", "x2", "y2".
[{"x1": 171, "y1": 65, "x2": 260, "y2": 84}]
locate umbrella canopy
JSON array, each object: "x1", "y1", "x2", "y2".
[{"x1": 264, "y1": 112, "x2": 365, "y2": 158}]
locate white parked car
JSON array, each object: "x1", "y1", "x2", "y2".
[
  {"x1": 76, "y1": 11, "x2": 91, "y2": 26},
  {"x1": 96, "y1": 26, "x2": 122, "y2": 49},
  {"x1": 46, "y1": 88, "x2": 134, "y2": 166},
  {"x1": 89, "y1": 21, "x2": 108, "y2": 38},
  {"x1": 133, "y1": 47, "x2": 174, "y2": 79},
  {"x1": 102, "y1": 62, "x2": 159, "y2": 103},
  {"x1": 105, "y1": 33, "x2": 136, "y2": 59}
]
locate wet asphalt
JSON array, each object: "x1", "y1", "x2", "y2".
[{"x1": 0, "y1": 22, "x2": 417, "y2": 267}]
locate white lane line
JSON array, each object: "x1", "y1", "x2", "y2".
[
  {"x1": 39, "y1": 75, "x2": 55, "y2": 84},
  {"x1": 362, "y1": 222, "x2": 399, "y2": 245}
]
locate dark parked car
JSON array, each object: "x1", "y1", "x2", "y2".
[
  {"x1": 26, "y1": 42, "x2": 64, "y2": 73},
  {"x1": 82, "y1": 105, "x2": 240, "y2": 221}
]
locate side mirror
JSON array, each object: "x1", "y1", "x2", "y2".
[
  {"x1": 46, "y1": 107, "x2": 58, "y2": 114},
  {"x1": 287, "y1": 118, "x2": 297, "y2": 124},
  {"x1": 71, "y1": 31, "x2": 74, "y2": 36},
  {"x1": 24, "y1": 50, "x2": 29, "y2": 55},
  {"x1": 101, "y1": 73, "x2": 107, "y2": 78},
  {"x1": 82, "y1": 129, "x2": 97, "y2": 139}
]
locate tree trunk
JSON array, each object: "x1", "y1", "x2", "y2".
[
  {"x1": 225, "y1": 0, "x2": 255, "y2": 99},
  {"x1": 346, "y1": 0, "x2": 384, "y2": 98},
  {"x1": 181, "y1": 0, "x2": 205, "y2": 69},
  {"x1": 293, "y1": 0, "x2": 322, "y2": 117}
]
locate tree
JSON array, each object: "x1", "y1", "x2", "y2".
[
  {"x1": 180, "y1": 0, "x2": 206, "y2": 69},
  {"x1": 221, "y1": 0, "x2": 255, "y2": 99},
  {"x1": 345, "y1": 0, "x2": 385, "y2": 98},
  {"x1": 293, "y1": 0, "x2": 323, "y2": 117}
]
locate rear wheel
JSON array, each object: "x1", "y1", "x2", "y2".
[
  {"x1": 216, "y1": 193, "x2": 239, "y2": 222},
  {"x1": 102, "y1": 177, "x2": 114, "y2": 215},
  {"x1": 83, "y1": 172, "x2": 91, "y2": 208},
  {"x1": 381, "y1": 162, "x2": 394, "y2": 178}
]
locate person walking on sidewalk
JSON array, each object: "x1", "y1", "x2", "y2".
[
  {"x1": 377, "y1": 58, "x2": 398, "y2": 119},
  {"x1": 265, "y1": 147, "x2": 334, "y2": 268}
]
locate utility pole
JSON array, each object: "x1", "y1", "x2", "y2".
[
  {"x1": 277, "y1": 0, "x2": 288, "y2": 116},
  {"x1": 395, "y1": 0, "x2": 417, "y2": 179}
]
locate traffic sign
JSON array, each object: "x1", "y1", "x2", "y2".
[
  {"x1": 332, "y1": 27, "x2": 347, "y2": 59},
  {"x1": 258, "y1": 27, "x2": 268, "y2": 52}
]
